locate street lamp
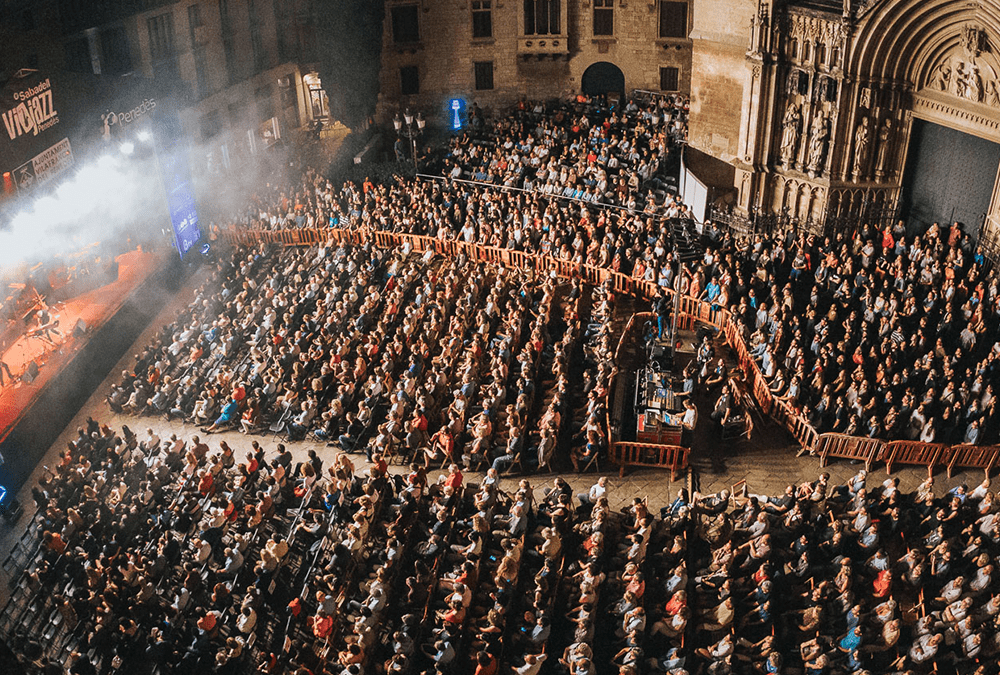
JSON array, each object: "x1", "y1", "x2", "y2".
[{"x1": 393, "y1": 108, "x2": 425, "y2": 170}]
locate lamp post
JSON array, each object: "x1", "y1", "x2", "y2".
[{"x1": 393, "y1": 108, "x2": 426, "y2": 171}]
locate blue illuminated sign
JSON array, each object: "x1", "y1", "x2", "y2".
[
  {"x1": 156, "y1": 135, "x2": 202, "y2": 257},
  {"x1": 449, "y1": 99, "x2": 465, "y2": 130}
]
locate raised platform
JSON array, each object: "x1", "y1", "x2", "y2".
[{"x1": 0, "y1": 249, "x2": 180, "y2": 496}]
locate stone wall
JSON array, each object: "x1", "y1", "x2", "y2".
[
  {"x1": 377, "y1": 0, "x2": 692, "y2": 122},
  {"x1": 686, "y1": 0, "x2": 754, "y2": 164}
]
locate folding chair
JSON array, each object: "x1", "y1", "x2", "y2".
[{"x1": 502, "y1": 451, "x2": 523, "y2": 476}]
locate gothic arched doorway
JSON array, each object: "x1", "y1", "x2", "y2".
[{"x1": 581, "y1": 62, "x2": 625, "y2": 97}]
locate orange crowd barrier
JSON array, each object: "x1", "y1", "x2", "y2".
[
  {"x1": 882, "y1": 440, "x2": 947, "y2": 476},
  {"x1": 944, "y1": 444, "x2": 999, "y2": 478},
  {"x1": 816, "y1": 433, "x2": 885, "y2": 472}
]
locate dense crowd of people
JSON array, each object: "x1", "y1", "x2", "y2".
[
  {"x1": 8, "y1": 89, "x2": 1000, "y2": 675},
  {"x1": 729, "y1": 220, "x2": 1000, "y2": 446},
  {"x1": 9, "y1": 417, "x2": 1000, "y2": 675},
  {"x1": 222, "y1": 91, "x2": 1000, "y2": 446},
  {"x1": 105, "y1": 237, "x2": 613, "y2": 477}
]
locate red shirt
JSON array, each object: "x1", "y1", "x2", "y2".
[
  {"x1": 197, "y1": 612, "x2": 217, "y2": 632},
  {"x1": 475, "y1": 656, "x2": 498, "y2": 675},
  {"x1": 444, "y1": 469, "x2": 463, "y2": 490},
  {"x1": 312, "y1": 613, "x2": 334, "y2": 638},
  {"x1": 873, "y1": 570, "x2": 892, "y2": 597}
]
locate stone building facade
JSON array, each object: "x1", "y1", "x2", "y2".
[
  {"x1": 376, "y1": 0, "x2": 693, "y2": 121},
  {"x1": 378, "y1": 0, "x2": 1000, "y2": 251},
  {"x1": 0, "y1": 0, "x2": 329, "y2": 175}
]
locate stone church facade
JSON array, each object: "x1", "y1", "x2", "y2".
[{"x1": 726, "y1": 0, "x2": 1000, "y2": 250}]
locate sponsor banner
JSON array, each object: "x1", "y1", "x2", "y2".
[
  {"x1": 100, "y1": 98, "x2": 158, "y2": 142},
  {"x1": 156, "y1": 131, "x2": 202, "y2": 256},
  {"x1": 2, "y1": 77, "x2": 59, "y2": 143},
  {"x1": 12, "y1": 137, "x2": 74, "y2": 194}
]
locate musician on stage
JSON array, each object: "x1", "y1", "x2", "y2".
[
  {"x1": 669, "y1": 399, "x2": 698, "y2": 447},
  {"x1": 32, "y1": 308, "x2": 62, "y2": 346}
]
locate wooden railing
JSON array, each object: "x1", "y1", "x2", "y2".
[
  {"x1": 220, "y1": 225, "x2": 997, "y2": 478},
  {"x1": 610, "y1": 442, "x2": 689, "y2": 481}
]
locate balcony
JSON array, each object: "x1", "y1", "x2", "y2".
[{"x1": 517, "y1": 35, "x2": 569, "y2": 58}]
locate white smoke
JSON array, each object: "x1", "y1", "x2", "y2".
[{"x1": 2, "y1": 151, "x2": 167, "y2": 266}]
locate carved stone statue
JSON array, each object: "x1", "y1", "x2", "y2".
[
  {"x1": 875, "y1": 118, "x2": 892, "y2": 177},
  {"x1": 953, "y1": 61, "x2": 967, "y2": 97},
  {"x1": 934, "y1": 60, "x2": 952, "y2": 91},
  {"x1": 786, "y1": 70, "x2": 800, "y2": 98},
  {"x1": 780, "y1": 103, "x2": 801, "y2": 167},
  {"x1": 852, "y1": 116, "x2": 870, "y2": 178},
  {"x1": 965, "y1": 63, "x2": 983, "y2": 102},
  {"x1": 986, "y1": 79, "x2": 1000, "y2": 106},
  {"x1": 806, "y1": 112, "x2": 829, "y2": 175},
  {"x1": 962, "y1": 24, "x2": 986, "y2": 59}
]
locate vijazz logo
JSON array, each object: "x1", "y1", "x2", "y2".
[{"x1": 2, "y1": 79, "x2": 59, "y2": 141}]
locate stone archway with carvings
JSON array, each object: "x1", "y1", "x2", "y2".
[{"x1": 734, "y1": 0, "x2": 1000, "y2": 242}]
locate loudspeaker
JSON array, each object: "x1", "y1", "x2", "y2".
[
  {"x1": 73, "y1": 319, "x2": 87, "y2": 337},
  {"x1": 21, "y1": 361, "x2": 39, "y2": 384}
]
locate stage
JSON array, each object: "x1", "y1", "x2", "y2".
[{"x1": 0, "y1": 249, "x2": 180, "y2": 497}]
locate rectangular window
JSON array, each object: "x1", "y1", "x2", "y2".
[
  {"x1": 474, "y1": 61, "x2": 494, "y2": 90},
  {"x1": 188, "y1": 4, "x2": 209, "y2": 96},
  {"x1": 255, "y1": 84, "x2": 275, "y2": 121},
  {"x1": 658, "y1": 1, "x2": 687, "y2": 39},
  {"x1": 659, "y1": 66, "x2": 679, "y2": 91},
  {"x1": 400, "y1": 65, "x2": 419, "y2": 96},
  {"x1": 524, "y1": 0, "x2": 559, "y2": 35},
  {"x1": 273, "y1": 0, "x2": 293, "y2": 61},
  {"x1": 220, "y1": 0, "x2": 239, "y2": 84},
  {"x1": 101, "y1": 26, "x2": 132, "y2": 76},
  {"x1": 248, "y1": 0, "x2": 267, "y2": 73},
  {"x1": 392, "y1": 5, "x2": 420, "y2": 43},
  {"x1": 593, "y1": 0, "x2": 614, "y2": 36},
  {"x1": 472, "y1": 0, "x2": 492, "y2": 38},
  {"x1": 147, "y1": 13, "x2": 175, "y2": 60},
  {"x1": 64, "y1": 38, "x2": 90, "y2": 73},
  {"x1": 280, "y1": 74, "x2": 297, "y2": 107},
  {"x1": 147, "y1": 13, "x2": 179, "y2": 81}
]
